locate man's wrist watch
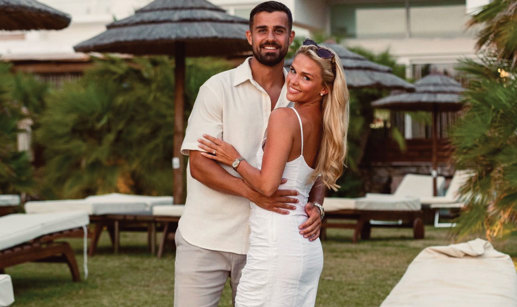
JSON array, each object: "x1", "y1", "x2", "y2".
[
  {"x1": 232, "y1": 157, "x2": 245, "y2": 170},
  {"x1": 313, "y1": 202, "x2": 325, "y2": 219}
]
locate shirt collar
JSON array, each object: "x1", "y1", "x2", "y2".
[{"x1": 233, "y1": 57, "x2": 288, "y2": 87}]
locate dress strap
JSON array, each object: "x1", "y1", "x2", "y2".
[{"x1": 290, "y1": 107, "x2": 304, "y2": 155}]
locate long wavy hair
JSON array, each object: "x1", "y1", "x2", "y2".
[{"x1": 294, "y1": 45, "x2": 349, "y2": 190}]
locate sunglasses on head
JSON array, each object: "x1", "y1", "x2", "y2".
[{"x1": 302, "y1": 39, "x2": 334, "y2": 60}]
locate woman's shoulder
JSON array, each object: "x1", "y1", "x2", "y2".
[
  {"x1": 268, "y1": 107, "x2": 299, "y2": 134},
  {"x1": 270, "y1": 107, "x2": 298, "y2": 121}
]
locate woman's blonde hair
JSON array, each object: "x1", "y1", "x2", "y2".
[{"x1": 294, "y1": 44, "x2": 349, "y2": 190}]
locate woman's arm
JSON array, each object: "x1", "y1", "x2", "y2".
[{"x1": 199, "y1": 108, "x2": 296, "y2": 197}]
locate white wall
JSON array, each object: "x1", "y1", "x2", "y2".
[{"x1": 0, "y1": 0, "x2": 153, "y2": 58}]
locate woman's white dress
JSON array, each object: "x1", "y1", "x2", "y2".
[{"x1": 235, "y1": 108, "x2": 324, "y2": 306}]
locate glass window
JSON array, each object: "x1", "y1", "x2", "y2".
[
  {"x1": 356, "y1": 7, "x2": 406, "y2": 38},
  {"x1": 410, "y1": 4, "x2": 469, "y2": 37},
  {"x1": 331, "y1": 4, "x2": 406, "y2": 38}
]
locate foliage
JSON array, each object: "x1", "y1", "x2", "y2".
[
  {"x1": 451, "y1": 55, "x2": 517, "y2": 240},
  {"x1": 0, "y1": 63, "x2": 34, "y2": 194},
  {"x1": 36, "y1": 56, "x2": 231, "y2": 198},
  {"x1": 467, "y1": 0, "x2": 517, "y2": 67}
]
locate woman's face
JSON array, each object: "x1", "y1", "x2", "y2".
[{"x1": 286, "y1": 53, "x2": 327, "y2": 104}]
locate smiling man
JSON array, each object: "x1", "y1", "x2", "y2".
[{"x1": 175, "y1": 2, "x2": 326, "y2": 306}]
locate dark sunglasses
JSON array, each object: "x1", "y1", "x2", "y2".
[{"x1": 302, "y1": 39, "x2": 334, "y2": 59}]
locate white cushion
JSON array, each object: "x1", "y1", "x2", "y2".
[
  {"x1": 420, "y1": 170, "x2": 474, "y2": 205},
  {"x1": 394, "y1": 174, "x2": 445, "y2": 198},
  {"x1": 25, "y1": 199, "x2": 92, "y2": 214},
  {"x1": 152, "y1": 205, "x2": 184, "y2": 216},
  {"x1": 0, "y1": 195, "x2": 20, "y2": 206},
  {"x1": 25, "y1": 193, "x2": 173, "y2": 215},
  {"x1": 325, "y1": 196, "x2": 421, "y2": 212},
  {"x1": 382, "y1": 239, "x2": 517, "y2": 307},
  {"x1": 0, "y1": 275, "x2": 14, "y2": 306},
  {"x1": 0, "y1": 212, "x2": 89, "y2": 250}
]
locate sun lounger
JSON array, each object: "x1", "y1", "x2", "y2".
[
  {"x1": 381, "y1": 238, "x2": 517, "y2": 307},
  {"x1": 24, "y1": 194, "x2": 173, "y2": 255},
  {"x1": 419, "y1": 170, "x2": 473, "y2": 227},
  {"x1": 0, "y1": 212, "x2": 89, "y2": 282},
  {"x1": 0, "y1": 195, "x2": 20, "y2": 217},
  {"x1": 323, "y1": 196, "x2": 423, "y2": 242},
  {"x1": 0, "y1": 275, "x2": 14, "y2": 306},
  {"x1": 152, "y1": 205, "x2": 184, "y2": 258}
]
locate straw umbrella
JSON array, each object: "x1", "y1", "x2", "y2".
[
  {"x1": 371, "y1": 74, "x2": 465, "y2": 195},
  {"x1": 74, "y1": 0, "x2": 250, "y2": 204},
  {"x1": 286, "y1": 43, "x2": 415, "y2": 91},
  {"x1": 0, "y1": 0, "x2": 71, "y2": 30}
]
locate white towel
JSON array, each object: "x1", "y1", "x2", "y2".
[{"x1": 382, "y1": 238, "x2": 517, "y2": 307}]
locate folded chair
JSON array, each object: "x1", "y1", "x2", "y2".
[
  {"x1": 381, "y1": 239, "x2": 517, "y2": 307},
  {"x1": 25, "y1": 193, "x2": 173, "y2": 255},
  {"x1": 0, "y1": 212, "x2": 89, "y2": 282}
]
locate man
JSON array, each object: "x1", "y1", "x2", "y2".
[{"x1": 175, "y1": 2, "x2": 325, "y2": 306}]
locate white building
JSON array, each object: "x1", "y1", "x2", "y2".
[{"x1": 0, "y1": 0, "x2": 490, "y2": 78}]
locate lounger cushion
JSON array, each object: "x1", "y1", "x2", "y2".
[
  {"x1": 0, "y1": 275, "x2": 14, "y2": 306},
  {"x1": 324, "y1": 196, "x2": 420, "y2": 212},
  {"x1": 0, "y1": 195, "x2": 20, "y2": 206},
  {"x1": 394, "y1": 174, "x2": 445, "y2": 198},
  {"x1": 0, "y1": 212, "x2": 89, "y2": 250},
  {"x1": 381, "y1": 238, "x2": 517, "y2": 307},
  {"x1": 25, "y1": 194, "x2": 173, "y2": 215},
  {"x1": 152, "y1": 205, "x2": 184, "y2": 216}
]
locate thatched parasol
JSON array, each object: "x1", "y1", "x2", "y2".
[
  {"x1": 372, "y1": 74, "x2": 465, "y2": 195},
  {"x1": 286, "y1": 43, "x2": 415, "y2": 91},
  {"x1": 74, "y1": 0, "x2": 251, "y2": 204},
  {"x1": 0, "y1": 0, "x2": 71, "y2": 30}
]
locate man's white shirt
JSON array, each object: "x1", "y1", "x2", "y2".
[{"x1": 180, "y1": 58, "x2": 289, "y2": 254}]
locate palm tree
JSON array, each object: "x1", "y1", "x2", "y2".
[
  {"x1": 467, "y1": 0, "x2": 517, "y2": 67},
  {"x1": 452, "y1": 56, "x2": 517, "y2": 240}
]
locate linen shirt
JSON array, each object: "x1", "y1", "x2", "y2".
[{"x1": 180, "y1": 58, "x2": 290, "y2": 254}]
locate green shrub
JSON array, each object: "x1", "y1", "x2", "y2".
[{"x1": 36, "y1": 56, "x2": 231, "y2": 198}]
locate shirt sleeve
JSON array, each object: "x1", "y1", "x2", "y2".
[{"x1": 181, "y1": 81, "x2": 223, "y2": 156}]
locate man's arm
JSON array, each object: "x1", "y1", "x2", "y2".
[
  {"x1": 299, "y1": 177, "x2": 326, "y2": 240},
  {"x1": 190, "y1": 151, "x2": 297, "y2": 214}
]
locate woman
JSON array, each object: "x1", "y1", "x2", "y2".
[{"x1": 198, "y1": 40, "x2": 349, "y2": 306}]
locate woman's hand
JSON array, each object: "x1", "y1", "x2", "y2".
[{"x1": 198, "y1": 134, "x2": 241, "y2": 166}]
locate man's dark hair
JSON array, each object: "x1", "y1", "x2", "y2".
[{"x1": 249, "y1": 1, "x2": 293, "y2": 31}]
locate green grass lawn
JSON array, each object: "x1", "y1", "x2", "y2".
[{"x1": 6, "y1": 227, "x2": 517, "y2": 306}]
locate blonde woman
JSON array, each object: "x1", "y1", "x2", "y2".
[{"x1": 198, "y1": 39, "x2": 349, "y2": 306}]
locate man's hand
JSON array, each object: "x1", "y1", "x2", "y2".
[
  {"x1": 250, "y1": 188, "x2": 298, "y2": 215},
  {"x1": 299, "y1": 202, "x2": 322, "y2": 241}
]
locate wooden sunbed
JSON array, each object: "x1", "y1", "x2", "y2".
[
  {"x1": 322, "y1": 196, "x2": 424, "y2": 242},
  {"x1": 0, "y1": 212, "x2": 89, "y2": 282},
  {"x1": 24, "y1": 194, "x2": 173, "y2": 256},
  {"x1": 152, "y1": 205, "x2": 184, "y2": 258}
]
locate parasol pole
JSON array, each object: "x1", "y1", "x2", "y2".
[
  {"x1": 432, "y1": 104, "x2": 438, "y2": 196},
  {"x1": 173, "y1": 42, "x2": 186, "y2": 204}
]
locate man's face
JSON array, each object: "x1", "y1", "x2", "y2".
[{"x1": 246, "y1": 11, "x2": 294, "y2": 66}]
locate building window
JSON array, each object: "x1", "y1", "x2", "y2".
[
  {"x1": 330, "y1": 1, "x2": 468, "y2": 39},
  {"x1": 410, "y1": 4, "x2": 469, "y2": 38}
]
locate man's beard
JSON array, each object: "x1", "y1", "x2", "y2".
[{"x1": 253, "y1": 41, "x2": 289, "y2": 67}]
